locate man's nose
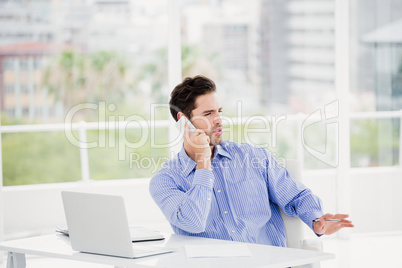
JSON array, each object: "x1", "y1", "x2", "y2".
[{"x1": 213, "y1": 113, "x2": 222, "y2": 124}]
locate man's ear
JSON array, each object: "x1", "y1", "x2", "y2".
[{"x1": 177, "y1": 112, "x2": 184, "y2": 121}]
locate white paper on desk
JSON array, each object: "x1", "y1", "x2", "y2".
[{"x1": 185, "y1": 244, "x2": 252, "y2": 258}]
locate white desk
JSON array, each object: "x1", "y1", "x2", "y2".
[{"x1": 0, "y1": 233, "x2": 334, "y2": 268}]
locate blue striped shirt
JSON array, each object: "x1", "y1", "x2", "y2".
[{"x1": 149, "y1": 140, "x2": 323, "y2": 247}]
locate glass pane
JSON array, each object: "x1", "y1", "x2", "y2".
[
  {"x1": 349, "y1": 0, "x2": 402, "y2": 167},
  {"x1": 220, "y1": 116, "x2": 298, "y2": 164},
  {"x1": 302, "y1": 117, "x2": 338, "y2": 169},
  {"x1": 180, "y1": 0, "x2": 336, "y2": 117},
  {"x1": 1, "y1": 132, "x2": 81, "y2": 186},
  {"x1": 0, "y1": 0, "x2": 168, "y2": 185},
  {"x1": 350, "y1": 0, "x2": 402, "y2": 113},
  {"x1": 272, "y1": 119, "x2": 298, "y2": 162},
  {"x1": 179, "y1": 0, "x2": 336, "y2": 170},
  {"x1": 88, "y1": 128, "x2": 170, "y2": 180},
  {"x1": 350, "y1": 118, "x2": 400, "y2": 167}
]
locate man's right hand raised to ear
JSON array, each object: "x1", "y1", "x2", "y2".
[{"x1": 183, "y1": 123, "x2": 212, "y2": 171}]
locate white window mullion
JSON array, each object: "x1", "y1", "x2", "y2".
[
  {"x1": 0, "y1": 109, "x2": 4, "y2": 246},
  {"x1": 168, "y1": 0, "x2": 183, "y2": 156},
  {"x1": 335, "y1": 0, "x2": 351, "y2": 240}
]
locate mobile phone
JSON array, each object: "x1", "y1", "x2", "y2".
[{"x1": 175, "y1": 116, "x2": 196, "y2": 135}]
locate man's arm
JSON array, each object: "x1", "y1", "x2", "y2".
[
  {"x1": 263, "y1": 150, "x2": 354, "y2": 234},
  {"x1": 149, "y1": 168, "x2": 214, "y2": 234},
  {"x1": 263, "y1": 151, "x2": 324, "y2": 231},
  {"x1": 149, "y1": 119, "x2": 214, "y2": 233}
]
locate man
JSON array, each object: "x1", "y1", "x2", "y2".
[{"x1": 149, "y1": 75, "x2": 353, "y2": 247}]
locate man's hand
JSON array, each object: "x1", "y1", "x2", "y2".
[
  {"x1": 313, "y1": 213, "x2": 354, "y2": 235},
  {"x1": 184, "y1": 123, "x2": 212, "y2": 170}
]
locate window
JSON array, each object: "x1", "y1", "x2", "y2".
[
  {"x1": 2, "y1": 58, "x2": 13, "y2": 70},
  {"x1": 181, "y1": 0, "x2": 337, "y2": 168},
  {"x1": 1, "y1": 0, "x2": 169, "y2": 186},
  {"x1": 20, "y1": 84, "x2": 29, "y2": 94},
  {"x1": 5, "y1": 109, "x2": 15, "y2": 117},
  {"x1": 19, "y1": 59, "x2": 29, "y2": 71},
  {"x1": 4, "y1": 84, "x2": 14, "y2": 94},
  {"x1": 22, "y1": 107, "x2": 29, "y2": 116},
  {"x1": 1, "y1": 0, "x2": 401, "y2": 187},
  {"x1": 349, "y1": 0, "x2": 402, "y2": 167}
]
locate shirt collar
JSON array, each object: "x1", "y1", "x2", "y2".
[
  {"x1": 214, "y1": 141, "x2": 232, "y2": 160},
  {"x1": 178, "y1": 142, "x2": 232, "y2": 177}
]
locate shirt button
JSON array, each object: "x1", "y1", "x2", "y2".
[
  {"x1": 232, "y1": 230, "x2": 235, "y2": 233},
  {"x1": 217, "y1": 190, "x2": 221, "y2": 193},
  {"x1": 209, "y1": 179, "x2": 213, "y2": 182},
  {"x1": 224, "y1": 211, "x2": 228, "y2": 214},
  {"x1": 207, "y1": 198, "x2": 211, "y2": 201}
]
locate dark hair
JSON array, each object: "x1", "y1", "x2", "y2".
[{"x1": 169, "y1": 75, "x2": 216, "y2": 121}]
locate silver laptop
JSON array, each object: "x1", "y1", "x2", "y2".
[{"x1": 61, "y1": 191, "x2": 173, "y2": 258}]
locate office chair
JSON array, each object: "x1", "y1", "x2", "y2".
[{"x1": 280, "y1": 159, "x2": 323, "y2": 268}]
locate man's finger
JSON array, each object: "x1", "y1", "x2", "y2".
[
  {"x1": 338, "y1": 220, "x2": 354, "y2": 228},
  {"x1": 322, "y1": 213, "x2": 334, "y2": 220},
  {"x1": 333, "y1": 214, "x2": 349, "y2": 219},
  {"x1": 342, "y1": 223, "x2": 355, "y2": 228}
]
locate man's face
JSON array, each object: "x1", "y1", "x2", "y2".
[{"x1": 190, "y1": 92, "x2": 223, "y2": 146}]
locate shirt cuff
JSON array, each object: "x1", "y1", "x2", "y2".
[
  {"x1": 305, "y1": 210, "x2": 324, "y2": 236},
  {"x1": 192, "y1": 169, "x2": 214, "y2": 189}
]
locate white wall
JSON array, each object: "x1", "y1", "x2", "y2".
[
  {"x1": 3, "y1": 179, "x2": 172, "y2": 240},
  {"x1": 350, "y1": 168, "x2": 402, "y2": 233},
  {"x1": 304, "y1": 167, "x2": 402, "y2": 235}
]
